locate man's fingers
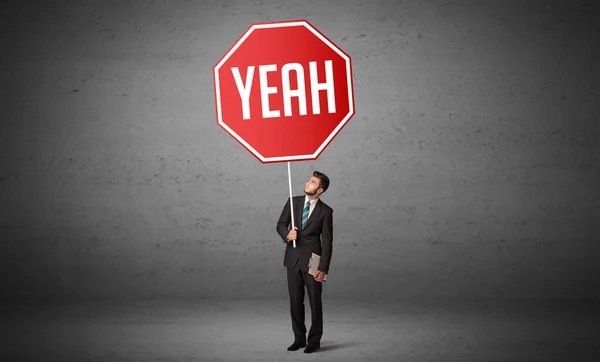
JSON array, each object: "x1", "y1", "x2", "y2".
[
  {"x1": 314, "y1": 271, "x2": 325, "y2": 282},
  {"x1": 314, "y1": 272, "x2": 324, "y2": 282}
]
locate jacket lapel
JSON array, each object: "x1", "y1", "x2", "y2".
[{"x1": 294, "y1": 196, "x2": 304, "y2": 230}]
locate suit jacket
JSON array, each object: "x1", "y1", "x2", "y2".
[{"x1": 276, "y1": 195, "x2": 334, "y2": 274}]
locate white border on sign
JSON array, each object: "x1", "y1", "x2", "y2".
[{"x1": 214, "y1": 20, "x2": 354, "y2": 163}]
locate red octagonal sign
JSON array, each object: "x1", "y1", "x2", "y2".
[{"x1": 213, "y1": 20, "x2": 355, "y2": 164}]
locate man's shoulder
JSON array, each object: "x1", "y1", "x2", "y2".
[{"x1": 317, "y1": 199, "x2": 334, "y2": 213}]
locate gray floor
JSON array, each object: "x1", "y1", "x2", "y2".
[{"x1": 3, "y1": 298, "x2": 599, "y2": 361}]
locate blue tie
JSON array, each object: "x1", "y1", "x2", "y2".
[{"x1": 301, "y1": 201, "x2": 311, "y2": 229}]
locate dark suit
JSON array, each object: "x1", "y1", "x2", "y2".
[{"x1": 276, "y1": 195, "x2": 334, "y2": 345}]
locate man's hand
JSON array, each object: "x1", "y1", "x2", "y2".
[
  {"x1": 314, "y1": 270, "x2": 326, "y2": 282},
  {"x1": 286, "y1": 227, "x2": 298, "y2": 241}
]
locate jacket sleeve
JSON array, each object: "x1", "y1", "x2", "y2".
[
  {"x1": 318, "y1": 209, "x2": 333, "y2": 274},
  {"x1": 276, "y1": 198, "x2": 292, "y2": 244}
]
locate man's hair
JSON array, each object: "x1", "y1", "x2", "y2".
[{"x1": 313, "y1": 171, "x2": 330, "y2": 193}]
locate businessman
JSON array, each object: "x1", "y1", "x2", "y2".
[{"x1": 276, "y1": 171, "x2": 334, "y2": 354}]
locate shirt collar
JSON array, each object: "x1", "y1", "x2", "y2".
[{"x1": 304, "y1": 195, "x2": 318, "y2": 206}]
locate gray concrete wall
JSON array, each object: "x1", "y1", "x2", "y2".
[{"x1": 2, "y1": 0, "x2": 599, "y2": 301}]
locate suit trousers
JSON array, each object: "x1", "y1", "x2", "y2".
[{"x1": 287, "y1": 266, "x2": 323, "y2": 344}]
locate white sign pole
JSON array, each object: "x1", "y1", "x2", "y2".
[{"x1": 287, "y1": 162, "x2": 296, "y2": 248}]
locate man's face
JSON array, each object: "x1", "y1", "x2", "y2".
[{"x1": 304, "y1": 176, "x2": 322, "y2": 196}]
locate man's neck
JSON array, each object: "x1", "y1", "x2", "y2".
[{"x1": 306, "y1": 194, "x2": 319, "y2": 202}]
